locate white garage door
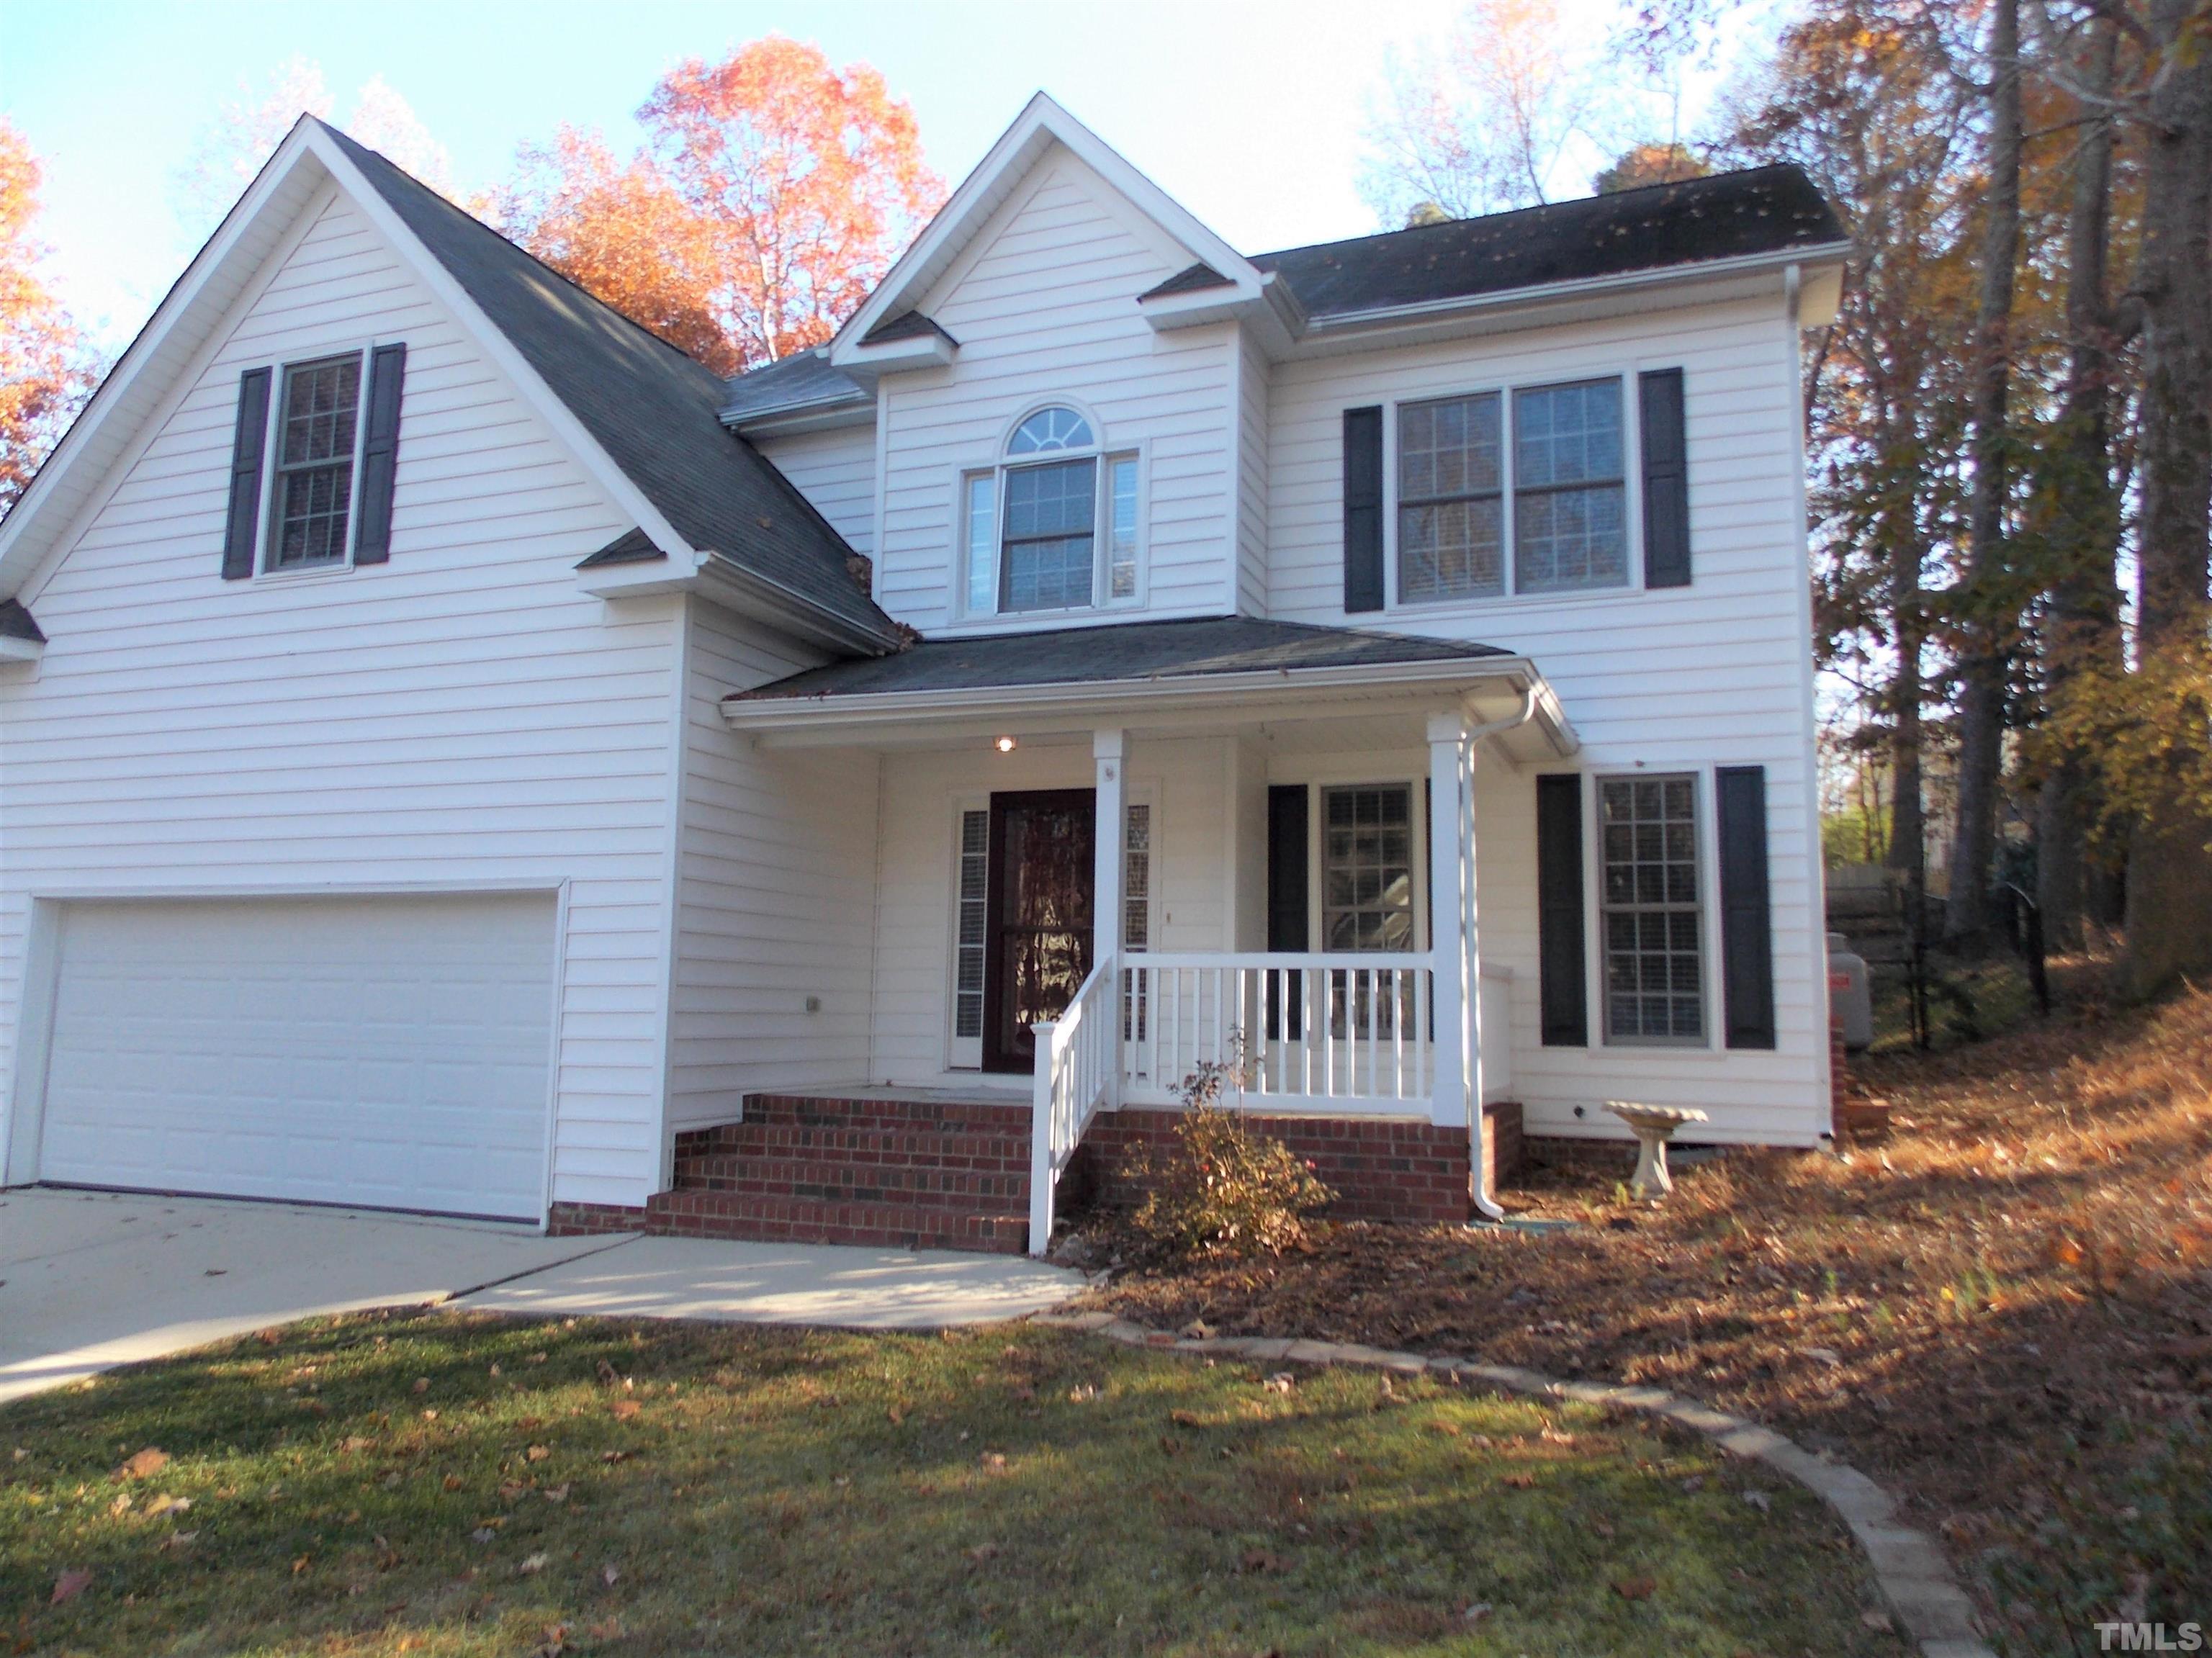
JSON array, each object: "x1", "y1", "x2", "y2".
[{"x1": 36, "y1": 893, "x2": 556, "y2": 1220}]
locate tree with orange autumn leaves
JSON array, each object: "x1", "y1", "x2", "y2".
[
  {"x1": 0, "y1": 122, "x2": 99, "y2": 516},
  {"x1": 502, "y1": 37, "x2": 943, "y2": 375}
]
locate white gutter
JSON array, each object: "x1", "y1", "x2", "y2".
[
  {"x1": 1462, "y1": 683, "x2": 1541, "y2": 1223},
  {"x1": 580, "y1": 548, "x2": 904, "y2": 657},
  {"x1": 721, "y1": 654, "x2": 1579, "y2": 754}
]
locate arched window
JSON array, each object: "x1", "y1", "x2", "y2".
[
  {"x1": 1007, "y1": 406, "x2": 1095, "y2": 455},
  {"x1": 961, "y1": 406, "x2": 1140, "y2": 616}
]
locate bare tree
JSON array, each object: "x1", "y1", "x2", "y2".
[
  {"x1": 1361, "y1": 0, "x2": 1617, "y2": 220},
  {"x1": 1945, "y1": 0, "x2": 2026, "y2": 952}
]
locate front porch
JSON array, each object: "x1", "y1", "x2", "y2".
[{"x1": 565, "y1": 616, "x2": 1577, "y2": 1255}]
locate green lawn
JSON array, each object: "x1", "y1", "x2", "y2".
[{"x1": 2, "y1": 1310, "x2": 1907, "y2": 1656}]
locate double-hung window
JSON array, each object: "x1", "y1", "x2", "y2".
[
  {"x1": 268, "y1": 353, "x2": 364, "y2": 570},
  {"x1": 1396, "y1": 376, "x2": 1629, "y2": 603},
  {"x1": 962, "y1": 405, "x2": 1141, "y2": 616},
  {"x1": 1599, "y1": 775, "x2": 1706, "y2": 1042}
]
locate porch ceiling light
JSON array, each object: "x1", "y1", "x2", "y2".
[{"x1": 994, "y1": 735, "x2": 1017, "y2": 753}]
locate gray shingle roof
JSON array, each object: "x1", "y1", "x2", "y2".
[
  {"x1": 1137, "y1": 262, "x2": 1234, "y2": 302},
  {"x1": 732, "y1": 614, "x2": 1511, "y2": 701},
  {"x1": 321, "y1": 124, "x2": 899, "y2": 646},
  {"x1": 0, "y1": 598, "x2": 43, "y2": 643},
  {"x1": 859, "y1": 310, "x2": 958, "y2": 346},
  {"x1": 1249, "y1": 165, "x2": 1845, "y2": 320},
  {"x1": 715, "y1": 347, "x2": 871, "y2": 425}
]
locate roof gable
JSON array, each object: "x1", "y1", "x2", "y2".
[
  {"x1": 3, "y1": 118, "x2": 900, "y2": 652},
  {"x1": 829, "y1": 92, "x2": 1267, "y2": 369}
]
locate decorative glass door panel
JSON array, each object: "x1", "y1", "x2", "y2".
[{"x1": 982, "y1": 789, "x2": 1096, "y2": 1072}]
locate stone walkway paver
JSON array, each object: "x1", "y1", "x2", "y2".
[{"x1": 1038, "y1": 1309, "x2": 1995, "y2": 1658}]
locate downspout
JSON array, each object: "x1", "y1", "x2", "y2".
[{"x1": 1462, "y1": 682, "x2": 1541, "y2": 1222}]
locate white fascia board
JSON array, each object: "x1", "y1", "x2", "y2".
[
  {"x1": 304, "y1": 125, "x2": 698, "y2": 566},
  {"x1": 579, "y1": 549, "x2": 897, "y2": 657},
  {"x1": 1797, "y1": 262, "x2": 1845, "y2": 328},
  {"x1": 1288, "y1": 241, "x2": 1855, "y2": 350},
  {"x1": 835, "y1": 330, "x2": 958, "y2": 379},
  {"x1": 724, "y1": 393, "x2": 876, "y2": 438},
  {"x1": 721, "y1": 655, "x2": 1577, "y2": 756},
  {"x1": 832, "y1": 92, "x2": 1264, "y2": 365},
  {"x1": 0, "y1": 636, "x2": 43, "y2": 664},
  {"x1": 0, "y1": 121, "x2": 332, "y2": 600}
]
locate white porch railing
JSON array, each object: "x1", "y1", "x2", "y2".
[
  {"x1": 1121, "y1": 952, "x2": 1437, "y2": 1110},
  {"x1": 1028, "y1": 954, "x2": 1118, "y2": 1256},
  {"x1": 1030, "y1": 949, "x2": 1513, "y2": 1255}
]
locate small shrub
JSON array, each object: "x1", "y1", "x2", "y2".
[{"x1": 1125, "y1": 1041, "x2": 1334, "y2": 1261}]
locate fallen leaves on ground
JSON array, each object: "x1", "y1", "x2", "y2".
[{"x1": 1087, "y1": 961, "x2": 2212, "y2": 1654}]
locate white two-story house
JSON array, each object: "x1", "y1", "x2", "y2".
[{"x1": 0, "y1": 97, "x2": 1848, "y2": 1254}]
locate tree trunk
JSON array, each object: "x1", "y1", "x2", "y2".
[
  {"x1": 2036, "y1": 16, "x2": 2123, "y2": 951},
  {"x1": 1887, "y1": 605, "x2": 1927, "y2": 883},
  {"x1": 2121, "y1": 1, "x2": 2212, "y2": 1000},
  {"x1": 1946, "y1": 0, "x2": 2025, "y2": 952}
]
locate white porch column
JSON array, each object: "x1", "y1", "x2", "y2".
[
  {"x1": 1426, "y1": 713, "x2": 1475, "y2": 1129},
  {"x1": 1094, "y1": 729, "x2": 1125, "y2": 1107}
]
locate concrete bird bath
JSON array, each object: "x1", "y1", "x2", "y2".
[{"x1": 1605, "y1": 1102, "x2": 1711, "y2": 1202}]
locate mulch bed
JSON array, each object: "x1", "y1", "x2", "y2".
[{"x1": 1079, "y1": 968, "x2": 2212, "y2": 1654}]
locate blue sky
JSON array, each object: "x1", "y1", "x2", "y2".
[{"x1": 2, "y1": 0, "x2": 1752, "y2": 354}]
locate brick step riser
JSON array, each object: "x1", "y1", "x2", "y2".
[
  {"x1": 683, "y1": 1117, "x2": 1033, "y2": 1140},
  {"x1": 675, "y1": 1151, "x2": 1031, "y2": 1184},
  {"x1": 719, "y1": 1096, "x2": 1030, "y2": 1128},
  {"x1": 677, "y1": 1176, "x2": 1027, "y2": 1212},
  {"x1": 637, "y1": 1191, "x2": 1028, "y2": 1255},
  {"x1": 677, "y1": 1132, "x2": 1032, "y2": 1159}
]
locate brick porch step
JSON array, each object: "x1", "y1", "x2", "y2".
[
  {"x1": 639, "y1": 1186, "x2": 1030, "y2": 1255},
  {"x1": 544, "y1": 1091, "x2": 1040, "y2": 1253}
]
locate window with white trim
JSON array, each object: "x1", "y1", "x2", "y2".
[
  {"x1": 1599, "y1": 775, "x2": 1705, "y2": 1043},
  {"x1": 268, "y1": 353, "x2": 363, "y2": 570},
  {"x1": 953, "y1": 808, "x2": 989, "y2": 1048},
  {"x1": 961, "y1": 405, "x2": 1141, "y2": 616},
  {"x1": 1123, "y1": 801, "x2": 1152, "y2": 951},
  {"x1": 1396, "y1": 376, "x2": 1628, "y2": 603},
  {"x1": 1321, "y1": 784, "x2": 1415, "y2": 952}
]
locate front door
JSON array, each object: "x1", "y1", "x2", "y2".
[{"x1": 981, "y1": 788, "x2": 1095, "y2": 1073}]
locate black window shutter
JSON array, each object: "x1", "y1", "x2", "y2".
[
  {"x1": 1267, "y1": 785, "x2": 1310, "y2": 950},
  {"x1": 1717, "y1": 765, "x2": 1776, "y2": 1049},
  {"x1": 1267, "y1": 785, "x2": 1309, "y2": 1040},
  {"x1": 221, "y1": 367, "x2": 272, "y2": 580},
  {"x1": 1342, "y1": 406, "x2": 1384, "y2": 613},
  {"x1": 1639, "y1": 368, "x2": 1690, "y2": 588},
  {"x1": 1535, "y1": 773, "x2": 1588, "y2": 1046},
  {"x1": 353, "y1": 343, "x2": 406, "y2": 565}
]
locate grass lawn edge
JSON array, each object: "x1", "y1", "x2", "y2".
[{"x1": 1041, "y1": 1308, "x2": 1997, "y2": 1658}]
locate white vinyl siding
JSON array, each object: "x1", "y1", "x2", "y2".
[
  {"x1": 1267, "y1": 295, "x2": 1824, "y2": 1143},
  {"x1": 0, "y1": 190, "x2": 681, "y2": 1209},
  {"x1": 1233, "y1": 329, "x2": 1269, "y2": 614},
  {"x1": 666, "y1": 601, "x2": 877, "y2": 1127},
  {"x1": 873, "y1": 148, "x2": 1237, "y2": 634},
  {"x1": 752, "y1": 424, "x2": 877, "y2": 557}
]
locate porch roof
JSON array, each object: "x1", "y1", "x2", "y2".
[{"x1": 720, "y1": 615, "x2": 1577, "y2": 757}]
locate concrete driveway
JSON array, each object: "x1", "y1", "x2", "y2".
[
  {"x1": 0, "y1": 1188, "x2": 1083, "y2": 1408},
  {"x1": 0, "y1": 1187, "x2": 626, "y2": 1406}
]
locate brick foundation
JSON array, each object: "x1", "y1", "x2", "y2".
[
  {"x1": 1066, "y1": 1102, "x2": 1523, "y2": 1227},
  {"x1": 544, "y1": 1092, "x2": 1523, "y2": 1253}
]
